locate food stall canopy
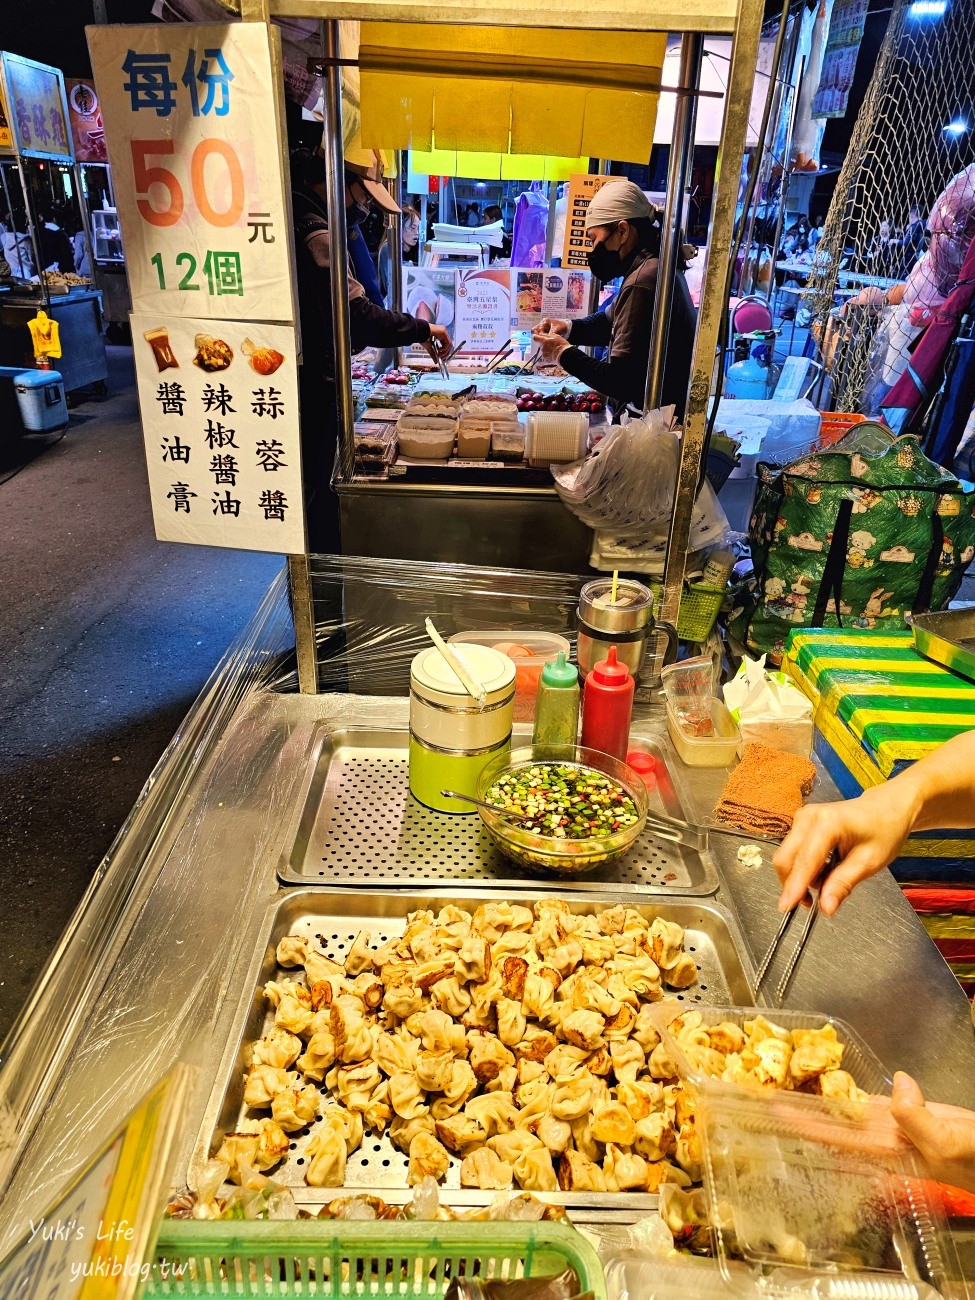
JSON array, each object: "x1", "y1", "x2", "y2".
[
  {"x1": 358, "y1": 24, "x2": 667, "y2": 164},
  {"x1": 653, "y1": 33, "x2": 777, "y2": 145},
  {"x1": 409, "y1": 149, "x2": 589, "y2": 181},
  {"x1": 266, "y1": 0, "x2": 740, "y2": 37}
]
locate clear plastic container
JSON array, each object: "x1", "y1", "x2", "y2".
[
  {"x1": 450, "y1": 629, "x2": 572, "y2": 722},
  {"x1": 666, "y1": 699, "x2": 740, "y2": 768},
  {"x1": 649, "y1": 1004, "x2": 963, "y2": 1297}
]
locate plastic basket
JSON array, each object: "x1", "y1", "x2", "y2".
[
  {"x1": 817, "y1": 411, "x2": 866, "y2": 450},
  {"x1": 144, "y1": 1220, "x2": 607, "y2": 1299},
  {"x1": 649, "y1": 581, "x2": 727, "y2": 642}
]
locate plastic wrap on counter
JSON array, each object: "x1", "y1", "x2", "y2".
[{"x1": 0, "y1": 556, "x2": 595, "y2": 1254}]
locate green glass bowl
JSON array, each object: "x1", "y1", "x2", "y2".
[{"x1": 476, "y1": 745, "x2": 649, "y2": 877}]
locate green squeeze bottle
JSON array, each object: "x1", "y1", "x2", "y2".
[{"x1": 532, "y1": 651, "x2": 581, "y2": 746}]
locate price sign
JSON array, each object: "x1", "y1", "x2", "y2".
[
  {"x1": 561, "y1": 172, "x2": 617, "y2": 269},
  {"x1": 87, "y1": 24, "x2": 296, "y2": 323}
]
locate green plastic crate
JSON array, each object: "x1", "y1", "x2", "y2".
[
  {"x1": 649, "y1": 580, "x2": 727, "y2": 642},
  {"x1": 144, "y1": 1219, "x2": 606, "y2": 1299}
]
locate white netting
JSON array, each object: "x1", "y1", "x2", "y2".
[{"x1": 807, "y1": 0, "x2": 975, "y2": 413}]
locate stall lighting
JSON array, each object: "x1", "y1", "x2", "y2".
[
  {"x1": 908, "y1": 1, "x2": 947, "y2": 16},
  {"x1": 945, "y1": 118, "x2": 969, "y2": 135}
]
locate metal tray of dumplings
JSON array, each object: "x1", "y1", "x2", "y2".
[
  {"x1": 191, "y1": 886, "x2": 756, "y2": 1217},
  {"x1": 278, "y1": 727, "x2": 719, "y2": 895}
]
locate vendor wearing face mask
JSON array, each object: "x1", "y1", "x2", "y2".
[
  {"x1": 532, "y1": 179, "x2": 697, "y2": 418},
  {"x1": 291, "y1": 145, "x2": 452, "y2": 549}
]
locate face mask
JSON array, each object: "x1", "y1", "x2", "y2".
[
  {"x1": 587, "y1": 231, "x2": 624, "y2": 284},
  {"x1": 346, "y1": 196, "x2": 371, "y2": 229}
]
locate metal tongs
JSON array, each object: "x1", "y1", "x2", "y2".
[
  {"x1": 639, "y1": 807, "x2": 783, "y2": 854},
  {"x1": 753, "y1": 849, "x2": 839, "y2": 1006}
]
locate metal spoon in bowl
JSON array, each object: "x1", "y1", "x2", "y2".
[{"x1": 440, "y1": 789, "x2": 537, "y2": 824}]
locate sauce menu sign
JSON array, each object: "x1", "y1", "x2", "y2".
[{"x1": 88, "y1": 24, "x2": 305, "y2": 554}]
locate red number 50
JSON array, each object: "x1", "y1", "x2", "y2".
[{"x1": 131, "y1": 139, "x2": 244, "y2": 229}]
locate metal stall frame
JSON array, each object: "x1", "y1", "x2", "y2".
[{"x1": 238, "y1": 0, "x2": 763, "y2": 685}]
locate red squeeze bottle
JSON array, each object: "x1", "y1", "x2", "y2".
[{"x1": 580, "y1": 645, "x2": 635, "y2": 760}]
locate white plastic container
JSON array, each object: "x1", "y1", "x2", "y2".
[
  {"x1": 449, "y1": 629, "x2": 571, "y2": 722},
  {"x1": 666, "y1": 697, "x2": 740, "y2": 767},
  {"x1": 526, "y1": 411, "x2": 589, "y2": 466},
  {"x1": 409, "y1": 644, "x2": 515, "y2": 813}
]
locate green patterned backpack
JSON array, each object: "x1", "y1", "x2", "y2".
[{"x1": 730, "y1": 423, "x2": 975, "y2": 662}]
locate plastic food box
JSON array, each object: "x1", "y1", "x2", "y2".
[
  {"x1": 650, "y1": 1005, "x2": 963, "y2": 1297},
  {"x1": 666, "y1": 699, "x2": 740, "y2": 768},
  {"x1": 450, "y1": 629, "x2": 572, "y2": 722},
  {"x1": 143, "y1": 1220, "x2": 607, "y2": 1299}
]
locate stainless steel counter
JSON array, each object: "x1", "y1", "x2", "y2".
[{"x1": 1, "y1": 681, "x2": 973, "y2": 1249}]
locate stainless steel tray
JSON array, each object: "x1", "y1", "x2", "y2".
[
  {"x1": 912, "y1": 607, "x2": 975, "y2": 684},
  {"x1": 279, "y1": 727, "x2": 718, "y2": 895},
  {"x1": 192, "y1": 886, "x2": 755, "y2": 1215}
]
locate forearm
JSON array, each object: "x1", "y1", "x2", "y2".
[
  {"x1": 559, "y1": 346, "x2": 643, "y2": 407},
  {"x1": 350, "y1": 297, "x2": 431, "y2": 350},
  {"x1": 885, "y1": 730, "x2": 975, "y2": 832},
  {"x1": 567, "y1": 311, "x2": 611, "y2": 347}
]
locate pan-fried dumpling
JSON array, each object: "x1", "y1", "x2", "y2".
[
  {"x1": 435, "y1": 1113, "x2": 487, "y2": 1156},
  {"x1": 744, "y1": 1015, "x2": 791, "y2": 1045},
  {"x1": 345, "y1": 931, "x2": 376, "y2": 976},
  {"x1": 335, "y1": 1060, "x2": 383, "y2": 1112},
  {"x1": 551, "y1": 1072, "x2": 594, "y2": 1121},
  {"x1": 682, "y1": 1044, "x2": 728, "y2": 1079},
  {"x1": 569, "y1": 975, "x2": 618, "y2": 1017},
  {"x1": 229, "y1": 1118, "x2": 289, "y2": 1172},
  {"x1": 605, "y1": 973, "x2": 640, "y2": 1010},
  {"x1": 243, "y1": 1065, "x2": 296, "y2": 1108},
  {"x1": 273, "y1": 995, "x2": 314, "y2": 1037},
  {"x1": 213, "y1": 1131, "x2": 261, "y2": 1180},
  {"x1": 469, "y1": 970, "x2": 504, "y2": 1024},
  {"x1": 789, "y1": 1038, "x2": 844, "y2": 1084},
  {"x1": 647, "y1": 1039, "x2": 680, "y2": 1080},
  {"x1": 431, "y1": 977, "x2": 472, "y2": 1019},
  {"x1": 813, "y1": 1069, "x2": 867, "y2": 1102},
  {"x1": 516, "y1": 1058, "x2": 546, "y2": 1087},
  {"x1": 634, "y1": 1111, "x2": 676, "y2": 1161},
  {"x1": 409, "y1": 1008, "x2": 467, "y2": 1057},
  {"x1": 602, "y1": 1004, "x2": 637, "y2": 1042},
  {"x1": 486, "y1": 1129, "x2": 543, "y2": 1167},
  {"x1": 708, "y1": 1022, "x2": 746, "y2": 1055},
  {"x1": 632, "y1": 1004, "x2": 661, "y2": 1054},
  {"x1": 440, "y1": 1059, "x2": 478, "y2": 1107},
  {"x1": 338, "y1": 1020, "x2": 375, "y2": 1065},
  {"x1": 513, "y1": 1080, "x2": 554, "y2": 1130},
  {"x1": 460, "y1": 1146, "x2": 513, "y2": 1190},
  {"x1": 455, "y1": 935, "x2": 491, "y2": 983},
  {"x1": 271, "y1": 1083, "x2": 319, "y2": 1132},
  {"x1": 620, "y1": 956, "x2": 663, "y2": 999},
  {"x1": 362, "y1": 1078, "x2": 393, "y2": 1134},
  {"x1": 516, "y1": 1028, "x2": 558, "y2": 1064},
  {"x1": 297, "y1": 1030, "x2": 336, "y2": 1081},
  {"x1": 500, "y1": 956, "x2": 529, "y2": 1000},
  {"x1": 662, "y1": 954, "x2": 698, "y2": 989},
  {"x1": 390, "y1": 1113, "x2": 435, "y2": 1154},
  {"x1": 383, "y1": 979, "x2": 424, "y2": 1020},
  {"x1": 472, "y1": 902, "x2": 522, "y2": 942},
  {"x1": 389, "y1": 1070, "x2": 428, "y2": 1120},
  {"x1": 305, "y1": 1124, "x2": 347, "y2": 1186},
  {"x1": 648, "y1": 918, "x2": 685, "y2": 970},
  {"x1": 465, "y1": 1090, "x2": 518, "y2": 1136},
  {"x1": 468, "y1": 1032, "x2": 515, "y2": 1084},
  {"x1": 264, "y1": 978, "x2": 312, "y2": 1009},
  {"x1": 513, "y1": 1142, "x2": 557, "y2": 1192},
  {"x1": 304, "y1": 949, "x2": 345, "y2": 987},
  {"x1": 569, "y1": 1115, "x2": 602, "y2": 1163},
  {"x1": 674, "y1": 1124, "x2": 703, "y2": 1181},
  {"x1": 407, "y1": 1132, "x2": 450, "y2": 1185},
  {"x1": 348, "y1": 973, "x2": 383, "y2": 1012},
  {"x1": 609, "y1": 1039, "x2": 644, "y2": 1082},
  {"x1": 536, "y1": 1114, "x2": 572, "y2": 1156},
  {"x1": 603, "y1": 1144, "x2": 649, "y2": 1191},
  {"x1": 578, "y1": 932, "x2": 616, "y2": 964},
  {"x1": 616, "y1": 1078, "x2": 664, "y2": 1122},
  {"x1": 490, "y1": 931, "x2": 532, "y2": 961},
  {"x1": 374, "y1": 1029, "x2": 419, "y2": 1077},
  {"x1": 251, "y1": 1028, "x2": 303, "y2": 1070},
  {"x1": 276, "y1": 935, "x2": 308, "y2": 967},
  {"x1": 408, "y1": 929, "x2": 444, "y2": 964},
  {"x1": 557, "y1": 1148, "x2": 606, "y2": 1192},
  {"x1": 591, "y1": 1101, "x2": 636, "y2": 1147},
  {"x1": 319, "y1": 1105, "x2": 363, "y2": 1154},
  {"x1": 496, "y1": 998, "x2": 527, "y2": 1047},
  {"x1": 416, "y1": 1049, "x2": 455, "y2": 1093},
  {"x1": 750, "y1": 1037, "x2": 792, "y2": 1088},
  {"x1": 645, "y1": 1158, "x2": 692, "y2": 1192},
  {"x1": 486, "y1": 1065, "x2": 518, "y2": 1095},
  {"x1": 547, "y1": 941, "x2": 584, "y2": 976},
  {"x1": 543, "y1": 1043, "x2": 590, "y2": 1081},
  {"x1": 521, "y1": 970, "x2": 561, "y2": 1023},
  {"x1": 560, "y1": 1008, "x2": 606, "y2": 1051}
]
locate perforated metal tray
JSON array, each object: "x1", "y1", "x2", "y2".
[
  {"x1": 278, "y1": 727, "x2": 718, "y2": 895},
  {"x1": 192, "y1": 887, "x2": 755, "y2": 1215}
]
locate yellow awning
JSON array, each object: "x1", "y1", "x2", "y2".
[
  {"x1": 359, "y1": 24, "x2": 666, "y2": 166},
  {"x1": 411, "y1": 150, "x2": 589, "y2": 181}
]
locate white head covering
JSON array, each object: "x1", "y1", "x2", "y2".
[{"x1": 585, "y1": 179, "x2": 656, "y2": 231}]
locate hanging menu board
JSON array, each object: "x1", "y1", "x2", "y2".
[
  {"x1": 812, "y1": 0, "x2": 869, "y2": 119},
  {"x1": 88, "y1": 23, "x2": 305, "y2": 554},
  {"x1": 561, "y1": 172, "x2": 617, "y2": 268}
]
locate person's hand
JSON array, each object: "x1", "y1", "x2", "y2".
[
  {"x1": 424, "y1": 324, "x2": 452, "y2": 363},
  {"x1": 537, "y1": 318, "x2": 570, "y2": 339},
  {"x1": 772, "y1": 785, "x2": 918, "y2": 917},
  {"x1": 890, "y1": 1072, "x2": 975, "y2": 1194},
  {"x1": 531, "y1": 324, "x2": 570, "y2": 364}
]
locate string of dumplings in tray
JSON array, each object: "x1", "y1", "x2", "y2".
[{"x1": 202, "y1": 899, "x2": 863, "y2": 1213}]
